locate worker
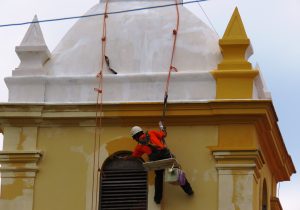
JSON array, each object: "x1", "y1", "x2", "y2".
[{"x1": 128, "y1": 124, "x2": 194, "y2": 204}]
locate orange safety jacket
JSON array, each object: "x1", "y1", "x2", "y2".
[{"x1": 132, "y1": 130, "x2": 167, "y2": 158}]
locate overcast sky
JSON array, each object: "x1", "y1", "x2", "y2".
[{"x1": 0, "y1": 0, "x2": 299, "y2": 209}]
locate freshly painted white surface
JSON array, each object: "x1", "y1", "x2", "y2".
[
  {"x1": 253, "y1": 64, "x2": 271, "y2": 99},
  {"x1": 44, "y1": 1, "x2": 221, "y2": 75},
  {"x1": 5, "y1": 0, "x2": 269, "y2": 103},
  {"x1": 13, "y1": 15, "x2": 50, "y2": 77}
]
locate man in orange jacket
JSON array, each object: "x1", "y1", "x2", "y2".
[{"x1": 129, "y1": 125, "x2": 193, "y2": 204}]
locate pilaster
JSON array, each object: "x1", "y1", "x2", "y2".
[
  {"x1": 211, "y1": 149, "x2": 265, "y2": 210},
  {"x1": 0, "y1": 126, "x2": 42, "y2": 210}
]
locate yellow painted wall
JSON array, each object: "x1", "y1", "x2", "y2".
[
  {"x1": 33, "y1": 125, "x2": 218, "y2": 210},
  {"x1": 34, "y1": 127, "x2": 94, "y2": 210},
  {"x1": 1, "y1": 102, "x2": 293, "y2": 210},
  {"x1": 218, "y1": 124, "x2": 258, "y2": 149},
  {"x1": 163, "y1": 126, "x2": 218, "y2": 210}
]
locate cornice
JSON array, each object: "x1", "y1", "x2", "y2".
[
  {"x1": 0, "y1": 150, "x2": 43, "y2": 178},
  {"x1": 0, "y1": 100, "x2": 295, "y2": 181},
  {"x1": 0, "y1": 100, "x2": 278, "y2": 126},
  {"x1": 211, "y1": 149, "x2": 264, "y2": 181},
  {"x1": 0, "y1": 150, "x2": 43, "y2": 163}
]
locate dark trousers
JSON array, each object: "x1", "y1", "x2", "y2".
[{"x1": 154, "y1": 169, "x2": 193, "y2": 204}]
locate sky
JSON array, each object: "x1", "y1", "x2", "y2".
[{"x1": 0, "y1": 0, "x2": 299, "y2": 209}]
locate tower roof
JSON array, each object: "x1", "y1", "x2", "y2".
[
  {"x1": 5, "y1": 3, "x2": 270, "y2": 103},
  {"x1": 44, "y1": 1, "x2": 221, "y2": 76}
]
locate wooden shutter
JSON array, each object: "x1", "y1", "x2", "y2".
[{"x1": 100, "y1": 152, "x2": 148, "y2": 210}]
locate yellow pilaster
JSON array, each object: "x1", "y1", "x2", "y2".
[{"x1": 211, "y1": 7, "x2": 258, "y2": 99}]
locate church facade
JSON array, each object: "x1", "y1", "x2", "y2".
[{"x1": 0, "y1": 1, "x2": 295, "y2": 210}]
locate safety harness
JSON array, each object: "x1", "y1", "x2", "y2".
[{"x1": 139, "y1": 131, "x2": 171, "y2": 161}]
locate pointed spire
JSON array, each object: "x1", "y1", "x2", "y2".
[
  {"x1": 218, "y1": 7, "x2": 251, "y2": 70},
  {"x1": 20, "y1": 15, "x2": 47, "y2": 46},
  {"x1": 211, "y1": 7, "x2": 258, "y2": 99},
  {"x1": 13, "y1": 15, "x2": 50, "y2": 76},
  {"x1": 222, "y1": 7, "x2": 248, "y2": 40}
]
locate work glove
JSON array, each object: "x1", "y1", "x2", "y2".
[{"x1": 159, "y1": 121, "x2": 166, "y2": 132}]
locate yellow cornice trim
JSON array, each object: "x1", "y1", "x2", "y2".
[
  {"x1": 219, "y1": 39, "x2": 250, "y2": 45},
  {"x1": 211, "y1": 69, "x2": 259, "y2": 78},
  {"x1": 0, "y1": 101, "x2": 295, "y2": 181}
]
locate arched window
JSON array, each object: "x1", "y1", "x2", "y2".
[
  {"x1": 100, "y1": 151, "x2": 148, "y2": 210},
  {"x1": 262, "y1": 179, "x2": 268, "y2": 210}
]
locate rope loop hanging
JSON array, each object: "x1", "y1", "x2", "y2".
[
  {"x1": 91, "y1": 0, "x2": 110, "y2": 210},
  {"x1": 162, "y1": 0, "x2": 180, "y2": 124}
]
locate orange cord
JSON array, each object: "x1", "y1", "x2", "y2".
[
  {"x1": 161, "y1": 2, "x2": 180, "y2": 210},
  {"x1": 162, "y1": 0, "x2": 180, "y2": 122},
  {"x1": 92, "y1": 1, "x2": 179, "y2": 209},
  {"x1": 92, "y1": 1, "x2": 110, "y2": 210}
]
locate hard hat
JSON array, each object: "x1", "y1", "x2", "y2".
[{"x1": 130, "y1": 126, "x2": 143, "y2": 137}]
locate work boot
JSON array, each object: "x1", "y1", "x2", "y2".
[
  {"x1": 186, "y1": 188, "x2": 194, "y2": 196},
  {"x1": 154, "y1": 198, "x2": 161, "y2": 204},
  {"x1": 180, "y1": 180, "x2": 194, "y2": 196}
]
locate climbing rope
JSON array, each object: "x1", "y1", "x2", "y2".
[
  {"x1": 161, "y1": 2, "x2": 180, "y2": 209},
  {"x1": 92, "y1": 0, "x2": 110, "y2": 209},
  {"x1": 91, "y1": 0, "x2": 180, "y2": 208},
  {"x1": 162, "y1": 0, "x2": 180, "y2": 124}
]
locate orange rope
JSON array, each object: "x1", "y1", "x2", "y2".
[
  {"x1": 161, "y1": 2, "x2": 180, "y2": 209},
  {"x1": 92, "y1": 0, "x2": 110, "y2": 210},
  {"x1": 91, "y1": 1, "x2": 179, "y2": 209},
  {"x1": 162, "y1": 0, "x2": 180, "y2": 122}
]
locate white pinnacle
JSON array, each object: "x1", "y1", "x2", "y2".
[{"x1": 20, "y1": 15, "x2": 47, "y2": 46}]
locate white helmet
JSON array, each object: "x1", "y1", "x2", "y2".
[{"x1": 130, "y1": 126, "x2": 143, "y2": 137}]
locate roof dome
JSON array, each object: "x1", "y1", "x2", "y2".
[{"x1": 45, "y1": 0, "x2": 221, "y2": 76}]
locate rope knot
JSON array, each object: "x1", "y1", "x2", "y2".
[
  {"x1": 96, "y1": 72, "x2": 102, "y2": 78},
  {"x1": 173, "y1": 29, "x2": 177, "y2": 35},
  {"x1": 170, "y1": 66, "x2": 178, "y2": 72},
  {"x1": 101, "y1": 37, "x2": 106, "y2": 42},
  {"x1": 94, "y1": 88, "x2": 102, "y2": 93}
]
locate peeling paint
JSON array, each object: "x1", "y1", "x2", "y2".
[
  {"x1": 1, "y1": 178, "x2": 26, "y2": 199},
  {"x1": 233, "y1": 175, "x2": 253, "y2": 210},
  {"x1": 0, "y1": 188, "x2": 33, "y2": 210},
  {"x1": 17, "y1": 129, "x2": 26, "y2": 150}
]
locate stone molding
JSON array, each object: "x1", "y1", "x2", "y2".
[
  {"x1": 270, "y1": 197, "x2": 283, "y2": 210},
  {"x1": 0, "y1": 100, "x2": 296, "y2": 181},
  {"x1": 0, "y1": 150, "x2": 43, "y2": 178},
  {"x1": 212, "y1": 149, "x2": 265, "y2": 181}
]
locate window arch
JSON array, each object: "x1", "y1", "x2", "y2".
[
  {"x1": 99, "y1": 151, "x2": 148, "y2": 210},
  {"x1": 262, "y1": 179, "x2": 268, "y2": 210}
]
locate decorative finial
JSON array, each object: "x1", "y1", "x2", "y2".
[
  {"x1": 222, "y1": 7, "x2": 248, "y2": 40},
  {"x1": 211, "y1": 7, "x2": 258, "y2": 99},
  {"x1": 218, "y1": 7, "x2": 252, "y2": 70},
  {"x1": 13, "y1": 15, "x2": 50, "y2": 76},
  {"x1": 20, "y1": 15, "x2": 47, "y2": 47}
]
